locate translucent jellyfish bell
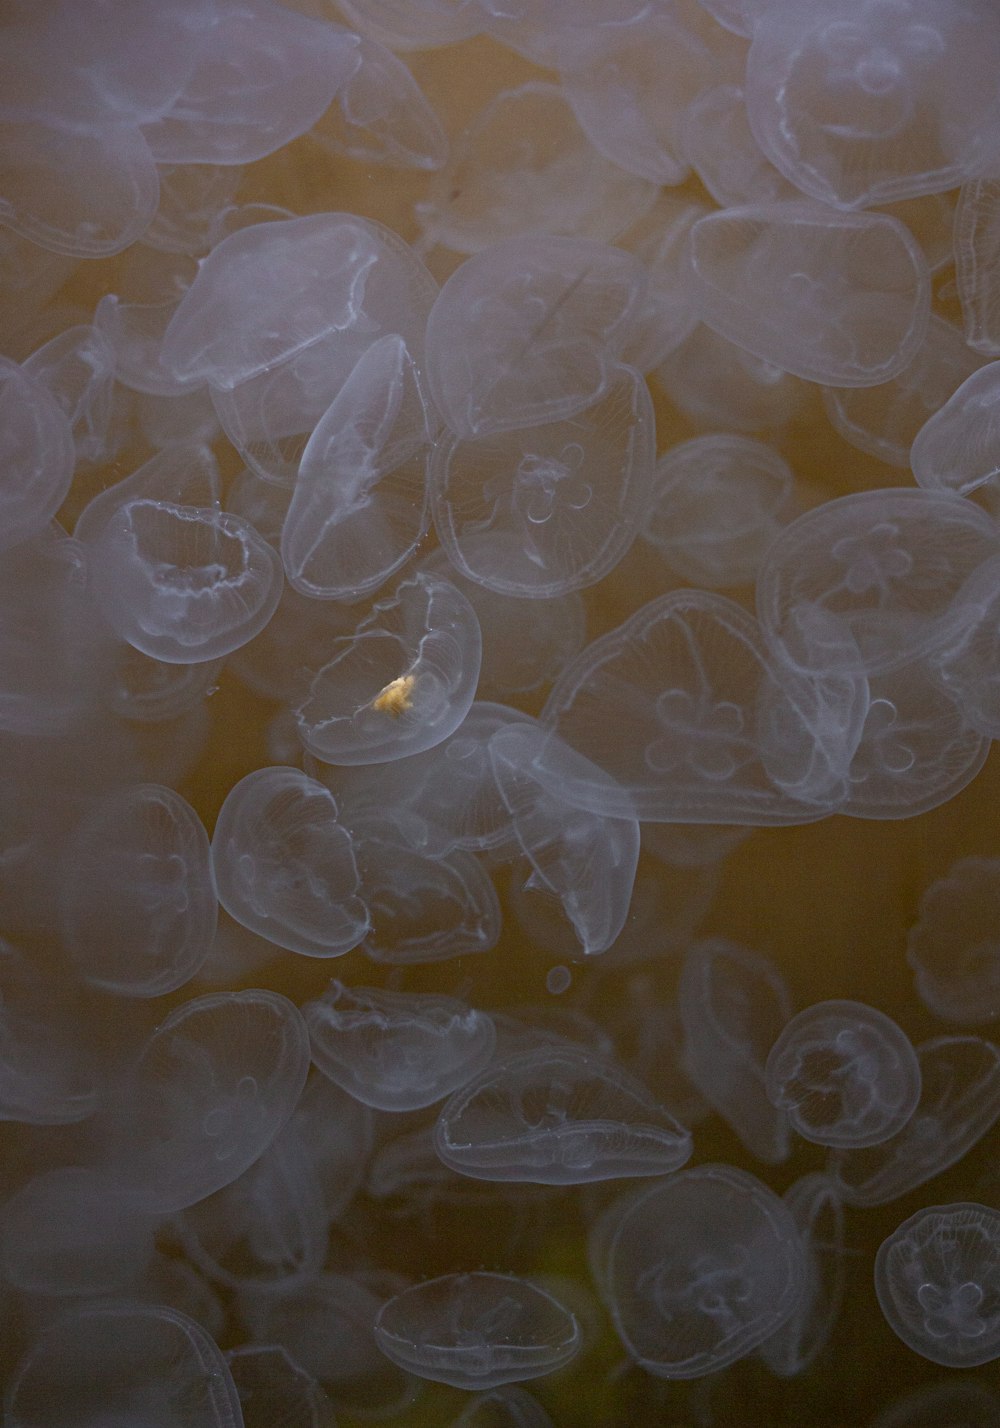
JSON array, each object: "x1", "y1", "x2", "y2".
[
  {"x1": 430, "y1": 363, "x2": 655, "y2": 598},
  {"x1": 418, "y1": 82, "x2": 656, "y2": 254},
  {"x1": 764, "y1": 999, "x2": 921, "y2": 1148},
  {"x1": 955, "y1": 178, "x2": 1000, "y2": 355},
  {"x1": 211, "y1": 216, "x2": 439, "y2": 486},
  {"x1": 373, "y1": 1272, "x2": 581, "y2": 1390},
  {"x1": 424, "y1": 234, "x2": 649, "y2": 439},
  {"x1": 642, "y1": 433, "x2": 795, "y2": 588},
  {"x1": 875, "y1": 1202, "x2": 1000, "y2": 1367},
  {"x1": 211, "y1": 767, "x2": 370, "y2": 959},
  {"x1": 599, "y1": 1164, "x2": 806, "y2": 1379},
  {"x1": 831, "y1": 1035, "x2": 1000, "y2": 1207},
  {"x1": 58, "y1": 782, "x2": 217, "y2": 997},
  {"x1": 5, "y1": 1301, "x2": 242, "y2": 1428},
  {"x1": 86, "y1": 497, "x2": 283, "y2": 664},
  {"x1": 679, "y1": 938, "x2": 793, "y2": 1164},
  {"x1": 489, "y1": 723, "x2": 640, "y2": 957},
  {"x1": 0, "y1": 118, "x2": 160, "y2": 258},
  {"x1": 690, "y1": 202, "x2": 931, "y2": 387},
  {"x1": 304, "y1": 981, "x2": 497, "y2": 1111},
  {"x1": 111, "y1": 988, "x2": 310, "y2": 1212},
  {"x1": 226, "y1": 1344, "x2": 333, "y2": 1428},
  {"x1": 745, "y1": 0, "x2": 1000, "y2": 209},
  {"x1": 541, "y1": 588, "x2": 839, "y2": 826},
  {"x1": 139, "y1": 0, "x2": 359, "y2": 166},
  {"x1": 911, "y1": 359, "x2": 1000, "y2": 496},
  {"x1": 756, "y1": 488, "x2": 998, "y2": 679},
  {"x1": 159, "y1": 213, "x2": 385, "y2": 390},
  {"x1": 434, "y1": 1044, "x2": 692, "y2": 1185},
  {"x1": 294, "y1": 572, "x2": 482, "y2": 765},
  {"x1": 281, "y1": 334, "x2": 434, "y2": 601},
  {"x1": 0, "y1": 353, "x2": 75, "y2": 551},
  {"x1": 906, "y1": 858, "x2": 1000, "y2": 1024},
  {"x1": 824, "y1": 314, "x2": 982, "y2": 472}
]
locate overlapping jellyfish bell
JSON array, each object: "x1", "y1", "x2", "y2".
[
  {"x1": 373, "y1": 1272, "x2": 581, "y2": 1390},
  {"x1": 431, "y1": 362, "x2": 655, "y2": 599},
  {"x1": 211, "y1": 766, "x2": 370, "y2": 959},
  {"x1": 541, "y1": 588, "x2": 849, "y2": 826},
  {"x1": 688, "y1": 202, "x2": 931, "y2": 387},
  {"x1": 745, "y1": 0, "x2": 1000, "y2": 209},
  {"x1": 281, "y1": 333, "x2": 435, "y2": 602},
  {"x1": 294, "y1": 571, "x2": 482, "y2": 765},
  {"x1": 425, "y1": 233, "x2": 649, "y2": 439},
  {"x1": 489, "y1": 722, "x2": 640, "y2": 957}
]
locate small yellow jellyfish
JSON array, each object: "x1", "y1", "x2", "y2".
[{"x1": 371, "y1": 673, "x2": 416, "y2": 718}]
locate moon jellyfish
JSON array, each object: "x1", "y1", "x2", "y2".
[
  {"x1": 955, "y1": 178, "x2": 1000, "y2": 356},
  {"x1": 831, "y1": 1035, "x2": 1000, "y2": 1207},
  {"x1": 86, "y1": 497, "x2": 283, "y2": 664},
  {"x1": 424, "y1": 233, "x2": 649, "y2": 439},
  {"x1": 175, "y1": 1120, "x2": 327, "y2": 1295},
  {"x1": 224, "y1": 1342, "x2": 330, "y2": 1428},
  {"x1": 689, "y1": 202, "x2": 930, "y2": 386},
  {"x1": 679, "y1": 938, "x2": 793, "y2": 1164},
  {"x1": 111, "y1": 988, "x2": 310, "y2": 1212},
  {"x1": 745, "y1": 0, "x2": 1000, "y2": 209},
  {"x1": 875, "y1": 1202, "x2": 1000, "y2": 1367},
  {"x1": 281, "y1": 334, "x2": 434, "y2": 601},
  {"x1": 0, "y1": 1166, "x2": 156, "y2": 1298},
  {"x1": 240, "y1": 1272, "x2": 415, "y2": 1418},
  {"x1": 225, "y1": 1344, "x2": 333, "y2": 1428},
  {"x1": 434, "y1": 1045, "x2": 692, "y2": 1185},
  {"x1": 373, "y1": 1272, "x2": 581, "y2": 1390},
  {"x1": 295, "y1": 572, "x2": 481, "y2": 765},
  {"x1": 759, "y1": 1173, "x2": 847, "y2": 1378},
  {"x1": 351, "y1": 813, "x2": 502, "y2": 964},
  {"x1": 489, "y1": 723, "x2": 640, "y2": 956},
  {"x1": 0, "y1": 353, "x2": 75, "y2": 551},
  {"x1": 642, "y1": 433, "x2": 794, "y2": 589},
  {"x1": 542, "y1": 588, "x2": 840, "y2": 826},
  {"x1": 0, "y1": 940, "x2": 99, "y2": 1126},
  {"x1": 211, "y1": 216, "x2": 439, "y2": 485},
  {"x1": 911, "y1": 359, "x2": 1000, "y2": 497},
  {"x1": 59, "y1": 782, "x2": 216, "y2": 997},
  {"x1": 430, "y1": 363, "x2": 654, "y2": 598},
  {"x1": 211, "y1": 767, "x2": 370, "y2": 959},
  {"x1": 764, "y1": 999, "x2": 921, "y2": 1148},
  {"x1": 5, "y1": 1301, "x2": 242, "y2": 1428},
  {"x1": 418, "y1": 82, "x2": 655, "y2": 253},
  {"x1": 756, "y1": 488, "x2": 998, "y2": 678},
  {"x1": 304, "y1": 980, "x2": 497, "y2": 1111},
  {"x1": 159, "y1": 212, "x2": 383, "y2": 389},
  {"x1": 598, "y1": 1163, "x2": 805, "y2": 1379},
  {"x1": 907, "y1": 858, "x2": 1000, "y2": 1024}
]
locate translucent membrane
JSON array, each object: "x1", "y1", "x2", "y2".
[
  {"x1": 281, "y1": 334, "x2": 433, "y2": 601},
  {"x1": 435, "y1": 1045, "x2": 692, "y2": 1184},
  {"x1": 764, "y1": 999, "x2": 921, "y2": 1148},
  {"x1": 294, "y1": 572, "x2": 482, "y2": 765},
  {"x1": 304, "y1": 980, "x2": 497, "y2": 1111},
  {"x1": 689, "y1": 202, "x2": 931, "y2": 386},
  {"x1": 745, "y1": 0, "x2": 1000, "y2": 209},
  {"x1": 6, "y1": 1301, "x2": 242, "y2": 1428},
  {"x1": 875, "y1": 1202, "x2": 1000, "y2": 1367},
  {"x1": 600, "y1": 1164, "x2": 806, "y2": 1379},
  {"x1": 431, "y1": 364, "x2": 655, "y2": 598},
  {"x1": 211, "y1": 767, "x2": 369, "y2": 959},
  {"x1": 59, "y1": 781, "x2": 217, "y2": 996},
  {"x1": 373, "y1": 1272, "x2": 581, "y2": 1389},
  {"x1": 108, "y1": 988, "x2": 310, "y2": 1211}
]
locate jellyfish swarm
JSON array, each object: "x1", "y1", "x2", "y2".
[{"x1": 6, "y1": 0, "x2": 1000, "y2": 1423}]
